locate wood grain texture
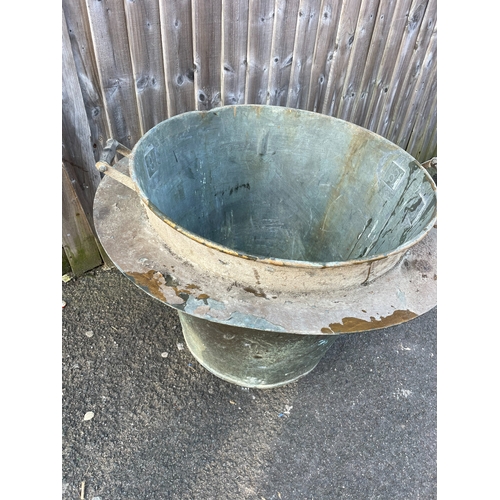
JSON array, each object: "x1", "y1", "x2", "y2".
[
  {"x1": 268, "y1": 0, "x2": 300, "y2": 106},
  {"x1": 408, "y1": 91, "x2": 437, "y2": 161},
  {"x1": 124, "y1": 0, "x2": 169, "y2": 134},
  {"x1": 405, "y1": 55, "x2": 437, "y2": 160},
  {"x1": 361, "y1": 0, "x2": 413, "y2": 131},
  {"x1": 63, "y1": 246, "x2": 72, "y2": 275},
  {"x1": 62, "y1": 8, "x2": 101, "y2": 221},
  {"x1": 62, "y1": 163, "x2": 103, "y2": 276},
  {"x1": 371, "y1": 0, "x2": 428, "y2": 139},
  {"x1": 245, "y1": 0, "x2": 275, "y2": 104},
  {"x1": 421, "y1": 104, "x2": 437, "y2": 161},
  {"x1": 388, "y1": 0, "x2": 436, "y2": 147},
  {"x1": 192, "y1": 0, "x2": 223, "y2": 110},
  {"x1": 62, "y1": 0, "x2": 109, "y2": 163},
  {"x1": 286, "y1": 0, "x2": 321, "y2": 109},
  {"x1": 160, "y1": 0, "x2": 196, "y2": 116},
  {"x1": 397, "y1": 32, "x2": 436, "y2": 152},
  {"x1": 335, "y1": 0, "x2": 380, "y2": 122},
  {"x1": 349, "y1": 0, "x2": 400, "y2": 127},
  {"x1": 321, "y1": 0, "x2": 363, "y2": 116},
  {"x1": 307, "y1": 0, "x2": 342, "y2": 112},
  {"x1": 222, "y1": 0, "x2": 250, "y2": 105},
  {"x1": 86, "y1": 0, "x2": 141, "y2": 148}
]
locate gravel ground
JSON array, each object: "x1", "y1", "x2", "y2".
[{"x1": 62, "y1": 267, "x2": 436, "y2": 500}]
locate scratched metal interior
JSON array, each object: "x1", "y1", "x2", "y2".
[{"x1": 131, "y1": 105, "x2": 436, "y2": 263}]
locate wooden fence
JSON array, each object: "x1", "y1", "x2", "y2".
[{"x1": 62, "y1": 0, "x2": 437, "y2": 276}]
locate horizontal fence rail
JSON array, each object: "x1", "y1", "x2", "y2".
[{"x1": 62, "y1": 0, "x2": 437, "y2": 275}]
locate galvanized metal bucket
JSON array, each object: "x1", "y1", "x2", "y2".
[{"x1": 95, "y1": 105, "x2": 437, "y2": 388}]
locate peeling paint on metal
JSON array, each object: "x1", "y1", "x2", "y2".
[
  {"x1": 243, "y1": 286, "x2": 267, "y2": 298},
  {"x1": 128, "y1": 270, "x2": 167, "y2": 302},
  {"x1": 226, "y1": 311, "x2": 287, "y2": 332},
  {"x1": 396, "y1": 288, "x2": 407, "y2": 308},
  {"x1": 127, "y1": 270, "x2": 185, "y2": 305},
  {"x1": 193, "y1": 305, "x2": 210, "y2": 316},
  {"x1": 321, "y1": 309, "x2": 418, "y2": 334}
]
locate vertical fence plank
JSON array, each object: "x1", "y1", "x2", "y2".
[
  {"x1": 421, "y1": 105, "x2": 437, "y2": 162},
  {"x1": 387, "y1": 0, "x2": 436, "y2": 146},
  {"x1": 62, "y1": 164, "x2": 103, "y2": 276},
  {"x1": 245, "y1": 0, "x2": 275, "y2": 104},
  {"x1": 267, "y1": 0, "x2": 300, "y2": 106},
  {"x1": 62, "y1": 0, "x2": 109, "y2": 163},
  {"x1": 408, "y1": 92, "x2": 437, "y2": 162},
  {"x1": 222, "y1": 0, "x2": 250, "y2": 105},
  {"x1": 62, "y1": 8, "x2": 101, "y2": 223},
  {"x1": 192, "y1": 0, "x2": 223, "y2": 110},
  {"x1": 62, "y1": 247, "x2": 72, "y2": 275},
  {"x1": 86, "y1": 0, "x2": 142, "y2": 149},
  {"x1": 405, "y1": 67, "x2": 437, "y2": 162},
  {"x1": 336, "y1": 0, "x2": 380, "y2": 122},
  {"x1": 361, "y1": 0, "x2": 413, "y2": 131},
  {"x1": 396, "y1": 32, "x2": 436, "y2": 153},
  {"x1": 349, "y1": 0, "x2": 400, "y2": 127},
  {"x1": 307, "y1": 0, "x2": 342, "y2": 112},
  {"x1": 286, "y1": 0, "x2": 321, "y2": 109},
  {"x1": 371, "y1": 0, "x2": 427, "y2": 139},
  {"x1": 321, "y1": 0, "x2": 363, "y2": 116},
  {"x1": 124, "y1": 0, "x2": 169, "y2": 134},
  {"x1": 160, "y1": 0, "x2": 196, "y2": 117}
]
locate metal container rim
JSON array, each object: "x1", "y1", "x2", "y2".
[{"x1": 128, "y1": 105, "x2": 437, "y2": 270}]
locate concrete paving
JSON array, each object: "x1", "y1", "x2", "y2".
[{"x1": 62, "y1": 266, "x2": 436, "y2": 500}]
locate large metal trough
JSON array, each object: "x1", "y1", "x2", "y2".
[{"x1": 94, "y1": 105, "x2": 437, "y2": 388}]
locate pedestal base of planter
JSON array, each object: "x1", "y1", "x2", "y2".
[{"x1": 179, "y1": 312, "x2": 337, "y2": 388}]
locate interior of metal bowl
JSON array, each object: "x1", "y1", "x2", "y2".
[{"x1": 130, "y1": 105, "x2": 436, "y2": 264}]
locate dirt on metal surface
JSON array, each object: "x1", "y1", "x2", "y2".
[{"x1": 62, "y1": 267, "x2": 436, "y2": 499}]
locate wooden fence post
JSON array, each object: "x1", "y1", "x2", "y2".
[
  {"x1": 62, "y1": 163, "x2": 103, "y2": 276},
  {"x1": 62, "y1": 7, "x2": 113, "y2": 275}
]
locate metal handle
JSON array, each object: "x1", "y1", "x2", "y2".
[
  {"x1": 421, "y1": 157, "x2": 437, "y2": 181},
  {"x1": 96, "y1": 139, "x2": 136, "y2": 191}
]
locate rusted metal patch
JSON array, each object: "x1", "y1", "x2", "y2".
[
  {"x1": 321, "y1": 309, "x2": 418, "y2": 334},
  {"x1": 128, "y1": 270, "x2": 168, "y2": 302},
  {"x1": 127, "y1": 270, "x2": 210, "y2": 306},
  {"x1": 243, "y1": 286, "x2": 267, "y2": 298}
]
